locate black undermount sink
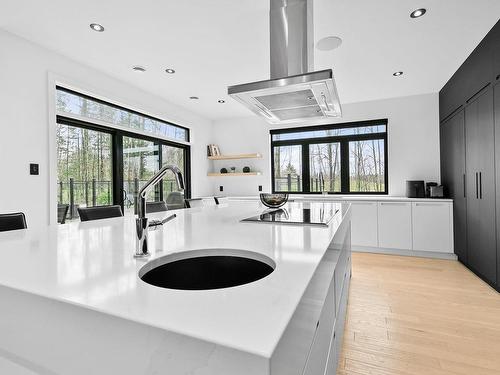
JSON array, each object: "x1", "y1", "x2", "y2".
[{"x1": 139, "y1": 249, "x2": 275, "y2": 290}]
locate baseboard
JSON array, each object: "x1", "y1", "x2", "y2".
[{"x1": 352, "y1": 246, "x2": 458, "y2": 260}]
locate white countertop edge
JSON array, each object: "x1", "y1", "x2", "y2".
[
  {"x1": 228, "y1": 195, "x2": 453, "y2": 203},
  {"x1": 0, "y1": 280, "x2": 273, "y2": 358}
]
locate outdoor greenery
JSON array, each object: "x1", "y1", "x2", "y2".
[
  {"x1": 56, "y1": 91, "x2": 185, "y2": 214},
  {"x1": 273, "y1": 125, "x2": 385, "y2": 193}
]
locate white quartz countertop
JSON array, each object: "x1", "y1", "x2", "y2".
[
  {"x1": 0, "y1": 201, "x2": 348, "y2": 358},
  {"x1": 229, "y1": 195, "x2": 453, "y2": 203}
]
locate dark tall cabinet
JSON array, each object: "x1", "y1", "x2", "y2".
[
  {"x1": 440, "y1": 110, "x2": 466, "y2": 262},
  {"x1": 440, "y1": 20, "x2": 500, "y2": 292},
  {"x1": 494, "y1": 83, "x2": 500, "y2": 286},
  {"x1": 464, "y1": 86, "x2": 496, "y2": 283}
]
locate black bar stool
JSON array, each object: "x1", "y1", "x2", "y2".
[
  {"x1": 78, "y1": 205, "x2": 123, "y2": 222},
  {"x1": 0, "y1": 212, "x2": 27, "y2": 232}
]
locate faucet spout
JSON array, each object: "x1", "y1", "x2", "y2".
[{"x1": 135, "y1": 165, "x2": 184, "y2": 258}]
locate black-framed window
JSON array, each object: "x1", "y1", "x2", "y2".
[
  {"x1": 271, "y1": 119, "x2": 388, "y2": 194},
  {"x1": 55, "y1": 87, "x2": 190, "y2": 219}
]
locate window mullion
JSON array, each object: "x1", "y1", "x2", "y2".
[
  {"x1": 340, "y1": 141, "x2": 350, "y2": 193},
  {"x1": 302, "y1": 143, "x2": 310, "y2": 193},
  {"x1": 112, "y1": 134, "x2": 124, "y2": 210}
]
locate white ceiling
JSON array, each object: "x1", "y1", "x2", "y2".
[{"x1": 1, "y1": 0, "x2": 499, "y2": 120}]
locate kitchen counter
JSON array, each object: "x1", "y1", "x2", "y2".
[{"x1": 0, "y1": 200, "x2": 351, "y2": 375}]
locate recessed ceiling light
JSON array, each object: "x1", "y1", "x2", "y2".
[
  {"x1": 189, "y1": 96, "x2": 199, "y2": 100},
  {"x1": 410, "y1": 8, "x2": 426, "y2": 18},
  {"x1": 218, "y1": 100, "x2": 225, "y2": 103},
  {"x1": 165, "y1": 68, "x2": 175, "y2": 74},
  {"x1": 316, "y1": 36, "x2": 343, "y2": 51},
  {"x1": 132, "y1": 66, "x2": 146, "y2": 72},
  {"x1": 90, "y1": 23, "x2": 105, "y2": 32},
  {"x1": 393, "y1": 71, "x2": 403, "y2": 76}
]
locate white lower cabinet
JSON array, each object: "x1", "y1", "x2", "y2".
[
  {"x1": 412, "y1": 202, "x2": 453, "y2": 253},
  {"x1": 377, "y1": 202, "x2": 412, "y2": 249},
  {"x1": 350, "y1": 202, "x2": 378, "y2": 247}
]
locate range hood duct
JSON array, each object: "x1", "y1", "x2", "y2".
[{"x1": 228, "y1": 0, "x2": 341, "y2": 124}]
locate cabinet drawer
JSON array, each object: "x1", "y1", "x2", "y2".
[
  {"x1": 412, "y1": 202, "x2": 453, "y2": 253},
  {"x1": 350, "y1": 201, "x2": 378, "y2": 247},
  {"x1": 302, "y1": 279, "x2": 335, "y2": 375},
  {"x1": 377, "y1": 202, "x2": 412, "y2": 249}
]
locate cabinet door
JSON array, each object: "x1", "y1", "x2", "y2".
[
  {"x1": 412, "y1": 202, "x2": 453, "y2": 253},
  {"x1": 440, "y1": 109, "x2": 467, "y2": 260},
  {"x1": 377, "y1": 202, "x2": 412, "y2": 249},
  {"x1": 494, "y1": 83, "x2": 500, "y2": 287},
  {"x1": 465, "y1": 86, "x2": 497, "y2": 283},
  {"x1": 350, "y1": 201, "x2": 378, "y2": 247}
]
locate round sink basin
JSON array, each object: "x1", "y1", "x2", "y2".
[{"x1": 139, "y1": 249, "x2": 276, "y2": 290}]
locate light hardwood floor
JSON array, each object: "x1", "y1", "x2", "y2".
[{"x1": 337, "y1": 253, "x2": 500, "y2": 375}]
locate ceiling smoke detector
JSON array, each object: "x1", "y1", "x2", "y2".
[{"x1": 165, "y1": 68, "x2": 175, "y2": 74}]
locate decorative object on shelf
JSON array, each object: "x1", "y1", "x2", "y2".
[
  {"x1": 259, "y1": 193, "x2": 289, "y2": 208},
  {"x1": 243, "y1": 166, "x2": 251, "y2": 173},
  {"x1": 220, "y1": 168, "x2": 228, "y2": 174},
  {"x1": 207, "y1": 144, "x2": 221, "y2": 156},
  {"x1": 230, "y1": 167, "x2": 236, "y2": 173}
]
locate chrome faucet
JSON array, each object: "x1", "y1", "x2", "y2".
[{"x1": 135, "y1": 165, "x2": 185, "y2": 258}]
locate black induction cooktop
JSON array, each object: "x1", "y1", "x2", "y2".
[{"x1": 242, "y1": 205, "x2": 338, "y2": 226}]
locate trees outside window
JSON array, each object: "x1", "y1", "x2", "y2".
[
  {"x1": 271, "y1": 120, "x2": 387, "y2": 194},
  {"x1": 56, "y1": 87, "x2": 190, "y2": 220},
  {"x1": 273, "y1": 145, "x2": 302, "y2": 192}
]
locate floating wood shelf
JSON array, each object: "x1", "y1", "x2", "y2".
[
  {"x1": 207, "y1": 172, "x2": 261, "y2": 177},
  {"x1": 208, "y1": 153, "x2": 262, "y2": 160}
]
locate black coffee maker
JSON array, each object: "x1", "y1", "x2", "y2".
[{"x1": 406, "y1": 180, "x2": 425, "y2": 198}]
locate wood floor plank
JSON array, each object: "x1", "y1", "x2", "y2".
[{"x1": 337, "y1": 253, "x2": 500, "y2": 375}]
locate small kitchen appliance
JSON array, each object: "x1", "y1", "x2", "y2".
[
  {"x1": 429, "y1": 185, "x2": 445, "y2": 198},
  {"x1": 406, "y1": 180, "x2": 425, "y2": 198}
]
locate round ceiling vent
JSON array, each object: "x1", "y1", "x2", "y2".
[{"x1": 316, "y1": 36, "x2": 342, "y2": 51}]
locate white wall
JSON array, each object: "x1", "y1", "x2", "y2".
[
  {"x1": 0, "y1": 29, "x2": 213, "y2": 227},
  {"x1": 210, "y1": 93, "x2": 440, "y2": 197}
]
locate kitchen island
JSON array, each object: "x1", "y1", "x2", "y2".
[{"x1": 0, "y1": 200, "x2": 351, "y2": 375}]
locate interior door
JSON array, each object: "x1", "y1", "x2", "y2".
[
  {"x1": 440, "y1": 109, "x2": 466, "y2": 261},
  {"x1": 465, "y1": 85, "x2": 497, "y2": 283}
]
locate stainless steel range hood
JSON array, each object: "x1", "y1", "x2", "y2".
[{"x1": 228, "y1": 0, "x2": 341, "y2": 124}]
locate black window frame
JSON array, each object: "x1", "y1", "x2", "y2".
[
  {"x1": 56, "y1": 113, "x2": 191, "y2": 213},
  {"x1": 270, "y1": 119, "x2": 388, "y2": 195},
  {"x1": 56, "y1": 86, "x2": 190, "y2": 142}
]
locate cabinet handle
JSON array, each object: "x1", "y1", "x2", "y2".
[
  {"x1": 463, "y1": 173, "x2": 466, "y2": 198},
  {"x1": 415, "y1": 203, "x2": 445, "y2": 206},
  {"x1": 352, "y1": 202, "x2": 376, "y2": 206},
  {"x1": 380, "y1": 202, "x2": 408, "y2": 206},
  {"x1": 475, "y1": 172, "x2": 479, "y2": 199},
  {"x1": 479, "y1": 172, "x2": 482, "y2": 199}
]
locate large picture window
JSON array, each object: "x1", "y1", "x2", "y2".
[
  {"x1": 56, "y1": 87, "x2": 190, "y2": 220},
  {"x1": 271, "y1": 120, "x2": 387, "y2": 194}
]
